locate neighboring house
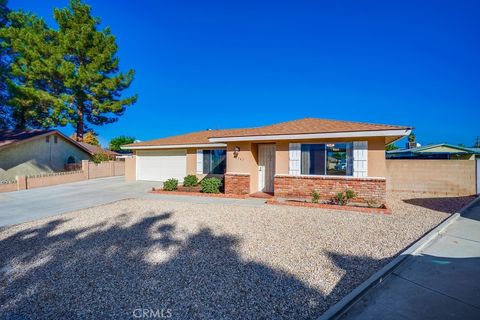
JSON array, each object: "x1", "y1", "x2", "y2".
[
  {"x1": 124, "y1": 118, "x2": 412, "y2": 204},
  {"x1": 387, "y1": 144, "x2": 480, "y2": 160},
  {"x1": 77, "y1": 142, "x2": 120, "y2": 159},
  {"x1": 0, "y1": 129, "x2": 116, "y2": 181}
]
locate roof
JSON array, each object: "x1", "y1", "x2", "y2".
[
  {"x1": 0, "y1": 129, "x2": 55, "y2": 149},
  {"x1": 77, "y1": 142, "x2": 119, "y2": 156},
  {"x1": 126, "y1": 118, "x2": 411, "y2": 148},
  {"x1": 0, "y1": 129, "x2": 114, "y2": 156},
  {"x1": 387, "y1": 143, "x2": 480, "y2": 155}
]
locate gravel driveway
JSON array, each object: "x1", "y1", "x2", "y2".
[{"x1": 0, "y1": 193, "x2": 472, "y2": 319}]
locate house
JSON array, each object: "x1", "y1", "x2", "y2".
[
  {"x1": 0, "y1": 129, "x2": 114, "y2": 181},
  {"x1": 77, "y1": 142, "x2": 120, "y2": 159},
  {"x1": 124, "y1": 118, "x2": 411, "y2": 205},
  {"x1": 387, "y1": 144, "x2": 480, "y2": 160}
]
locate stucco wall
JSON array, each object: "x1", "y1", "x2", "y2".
[
  {"x1": 226, "y1": 142, "x2": 259, "y2": 193},
  {"x1": 0, "y1": 133, "x2": 91, "y2": 180},
  {"x1": 386, "y1": 160, "x2": 476, "y2": 195},
  {"x1": 125, "y1": 157, "x2": 136, "y2": 181},
  {"x1": 186, "y1": 148, "x2": 196, "y2": 175}
]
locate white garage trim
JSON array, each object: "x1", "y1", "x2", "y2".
[{"x1": 136, "y1": 149, "x2": 187, "y2": 181}]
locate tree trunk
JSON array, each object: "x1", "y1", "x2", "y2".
[{"x1": 76, "y1": 106, "x2": 84, "y2": 142}]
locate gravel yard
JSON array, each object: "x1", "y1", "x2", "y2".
[{"x1": 0, "y1": 193, "x2": 473, "y2": 319}]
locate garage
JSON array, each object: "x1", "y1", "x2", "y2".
[{"x1": 136, "y1": 149, "x2": 186, "y2": 181}]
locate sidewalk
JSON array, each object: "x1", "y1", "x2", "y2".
[{"x1": 339, "y1": 197, "x2": 480, "y2": 320}]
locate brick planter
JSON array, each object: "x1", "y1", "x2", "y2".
[
  {"x1": 274, "y1": 174, "x2": 386, "y2": 205},
  {"x1": 224, "y1": 173, "x2": 250, "y2": 195}
]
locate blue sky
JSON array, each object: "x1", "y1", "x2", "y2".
[{"x1": 9, "y1": 0, "x2": 480, "y2": 147}]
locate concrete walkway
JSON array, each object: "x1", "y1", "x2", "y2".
[
  {"x1": 0, "y1": 177, "x2": 266, "y2": 227},
  {"x1": 340, "y1": 197, "x2": 480, "y2": 320}
]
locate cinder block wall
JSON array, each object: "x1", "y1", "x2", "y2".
[{"x1": 386, "y1": 160, "x2": 476, "y2": 195}]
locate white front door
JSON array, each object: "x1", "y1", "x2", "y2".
[{"x1": 258, "y1": 144, "x2": 276, "y2": 193}]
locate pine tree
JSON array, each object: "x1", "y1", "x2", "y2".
[
  {"x1": 0, "y1": 0, "x2": 12, "y2": 128},
  {"x1": 0, "y1": 0, "x2": 136, "y2": 138}
]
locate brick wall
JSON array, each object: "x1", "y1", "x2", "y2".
[
  {"x1": 386, "y1": 160, "x2": 476, "y2": 195},
  {"x1": 274, "y1": 174, "x2": 386, "y2": 205},
  {"x1": 224, "y1": 173, "x2": 250, "y2": 195}
]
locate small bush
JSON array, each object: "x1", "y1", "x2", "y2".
[
  {"x1": 183, "y1": 174, "x2": 199, "y2": 187},
  {"x1": 163, "y1": 178, "x2": 178, "y2": 191},
  {"x1": 200, "y1": 177, "x2": 222, "y2": 193},
  {"x1": 345, "y1": 189, "x2": 356, "y2": 200},
  {"x1": 92, "y1": 153, "x2": 109, "y2": 164},
  {"x1": 332, "y1": 189, "x2": 356, "y2": 206},
  {"x1": 311, "y1": 190, "x2": 320, "y2": 203}
]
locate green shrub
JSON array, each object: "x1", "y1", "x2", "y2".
[
  {"x1": 183, "y1": 174, "x2": 199, "y2": 187},
  {"x1": 200, "y1": 177, "x2": 222, "y2": 193},
  {"x1": 163, "y1": 178, "x2": 178, "y2": 191},
  {"x1": 92, "y1": 153, "x2": 109, "y2": 164},
  {"x1": 332, "y1": 189, "x2": 356, "y2": 206},
  {"x1": 345, "y1": 189, "x2": 356, "y2": 200},
  {"x1": 311, "y1": 190, "x2": 320, "y2": 203}
]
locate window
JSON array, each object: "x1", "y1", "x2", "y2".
[
  {"x1": 45, "y1": 136, "x2": 50, "y2": 143},
  {"x1": 301, "y1": 143, "x2": 353, "y2": 176},
  {"x1": 54, "y1": 136, "x2": 58, "y2": 143},
  {"x1": 203, "y1": 149, "x2": 226, "y2": 174}
]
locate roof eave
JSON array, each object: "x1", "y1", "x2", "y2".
[
  {"x1": 121, "y1": 143, "x2": 227, "y2": 150},
  {"x1": 208, "y1": 129, "x2": 412, "y2": 143}
]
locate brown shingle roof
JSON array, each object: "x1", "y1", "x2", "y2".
[
  {"x1": 0, "y1": 129, "x2": 114, "y2": 156},
  {"x1": 77, "y1": 142, "x2": 120, "y2": 156},
  {"x1": 126, "y1": 118, "x2": 411, "y2": 148},
  {"x1": 0, "y1": 129, "x2": 55, "y2": 149}
]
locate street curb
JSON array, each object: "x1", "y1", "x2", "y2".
[{"x1": 318, "y1": 195, "x2": 480, "y2": 320}]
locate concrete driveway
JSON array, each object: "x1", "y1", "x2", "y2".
[{"x1": 0, "y1": 177, "x2": 266, "y2": 227}]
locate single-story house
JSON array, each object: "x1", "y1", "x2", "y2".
[
  {"x1": 0, "y1": 129, "x2": 115, "y2": 180},
  {"x1": 387, "y1": 144, "x2": 480, "y2": 160},
  {"x1": 77, "y1": 142, "x2": 120, "y2": 159},
  {"x1": 124, "y1": 118, "x2": 412, "y2": 204}
]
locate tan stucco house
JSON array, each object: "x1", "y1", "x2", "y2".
[
  {"x1": 0, "y1": 129, "x2": 114, "y2": 181},
  {"x1": 125, "y1": 118, "x2": 412, "y2": 204}
]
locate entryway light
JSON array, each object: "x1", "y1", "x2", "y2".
[{"x1": 233, "y1": 146, "x2": 240, "y2": 158}]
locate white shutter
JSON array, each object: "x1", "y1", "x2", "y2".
[
  {"x1": 353, "y1": 141, "x2": 368, "y2": 177},
  {"x1": 289, "y1": 143, "x2": 301, "y2": 176},
  {"x1": 196, "y1": 149, "x2": 203, "y2": 174}
]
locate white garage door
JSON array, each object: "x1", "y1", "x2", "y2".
[{"x1": 136, "y1": 149, "x2": 187, "y2": 181}]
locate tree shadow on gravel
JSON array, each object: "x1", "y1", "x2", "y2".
[{"x1": 0, "y1": 211, "x2": 389, "y2": 319}]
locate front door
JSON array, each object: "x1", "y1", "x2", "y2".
[{"x1": 258, "y1": 144, "x2": 276, "y2": 193}]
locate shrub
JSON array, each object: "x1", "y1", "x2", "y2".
[
  {"x1": 92, "y1": 153, "x2": 109, "y2": 164},
  {"x1": 345, "y1": 189, "x2": 357, "y2": 200},
  {"x1": 200, "y1": 177, "x2": 222, "y2": 193},
  {"x1": 163, "y1": 178, "x2": 178, "y2": 191},
  {"x1": 332, "y1": 189, "x2": 356, "y2": 206},
  {"x1": 183, "y1": 175, "x2": 199, "y2": 187},
  {"x1": 311, "y1": 190, "x2": 320, "y2": 203}
]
